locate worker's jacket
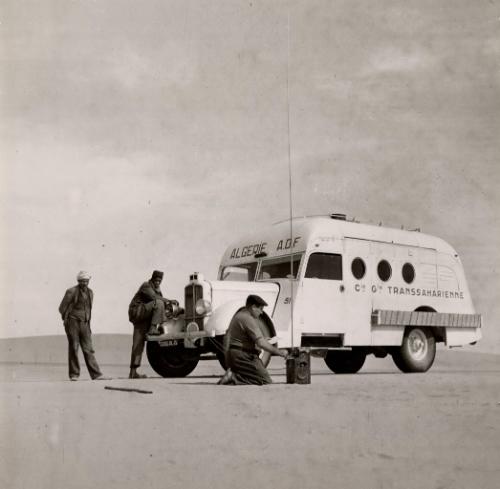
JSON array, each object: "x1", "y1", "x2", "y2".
[
  {"x1": 59, "y1": 286, "x2": 94, "y2": 325},
  {"x1": 128, "y1": 280, "x2": 164, "y2": 322}
]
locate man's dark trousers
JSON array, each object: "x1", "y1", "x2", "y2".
[
  {"x1": 130, "y1": 300, "x2": 166, "y2": 368},
  {"x1": 64, "y1": 317, "x2": 102, "y2": 379},
  {"x1": 226, "y1": 348, "x2": 272, "y2": 385}
]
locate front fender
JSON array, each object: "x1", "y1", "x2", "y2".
[
  {"x1": 204, "y1": 302, "x2": 277, "y2": 338},
  {"x1": 204, "y1": 300, "x2": 245, "y2": 336}
]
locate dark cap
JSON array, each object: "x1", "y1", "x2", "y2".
[
  {"x1": 151, "y1": 270, "x2": 164, "y2": 280},
  {"x1": 246, "y1": 294, "x2": 268, "y2": 307}
]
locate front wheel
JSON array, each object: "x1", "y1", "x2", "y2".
[
  {"x1": 324, "y1": 349, "x2": 366, "y2": 374},
  {"x1": 210, "y1": 336, "x2": 227, "y2": 370},
  {"x1": 146, "y1": 342, "x2": 200, "y2": 377},
  {"x1": 214, "y1": 319, "x2": 273, "y2": 371},
  {"x1": 257, "y1": 317, "x2": 273, "y2": 367},
  {"x1": 392, "y1": 327, "x2": 436, "y2": 373}
]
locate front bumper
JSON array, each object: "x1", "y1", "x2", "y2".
[{"x1": 147, "y1": 330, "x2": 216, "y2": 342}]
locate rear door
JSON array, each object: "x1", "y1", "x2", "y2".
[{"x1": 300, "y1": 251, "x2": 346, "y2": 334}]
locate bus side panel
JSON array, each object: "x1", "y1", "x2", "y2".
[
  {"x1": 435, "y1": 252, "x2": 475, "y2": 313},
  {"x1": 371, "y1": 326, "x2": 405, "y2": 346},
  {"x1": 445, "y1": 328, "x2": 482, "y2": 346}
]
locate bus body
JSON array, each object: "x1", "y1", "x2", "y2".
[{"x1": 146, "y1": 215, "x2": 482, "y2": 376}]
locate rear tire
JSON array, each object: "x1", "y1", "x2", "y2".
[
  {"x1": 392, "y1": 327, "x2": 436, "y2": 373},
  {"x1": 324, "y1": 349, "x2": 366, "y2": 374},
  {"x1": 146, "y1": 342, "x2": 200, "y2": 377}
]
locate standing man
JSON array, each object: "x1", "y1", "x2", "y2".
[
  {"x1": 128, "y1": 270, "x2": 178, "y2": 379},
  {"x1": 59, "y1": 271, "x2": 108, "y2": 381},
  {"x1": 218, "y1": 294, "x2": 287, "y2": 385}
]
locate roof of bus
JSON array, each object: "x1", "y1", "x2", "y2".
[{"x1": 220, "y1": 216, "x2": 457, "y2": 264}]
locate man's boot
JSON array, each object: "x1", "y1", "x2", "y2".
[
  {"x1": 129, "y1": 368, "x2": 147, "y2": 379},
  {"x1": 147, "y1": 324, "x2": 160, "y2": 336},
  {"x1": 217, "y1": 368, "x2": 235, "y2": 385}
]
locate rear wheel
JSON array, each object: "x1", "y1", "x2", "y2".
[
  {"x1": 324, "y1": 349, "x2": 366, "y2": 374},
  {"x1": 392, "y1": 327, "x2": 436, "y2": 373},
  {"x1": 146, "y1": 342, "x2": 200, "y2": 377}
]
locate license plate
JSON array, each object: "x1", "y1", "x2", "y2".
[{"x1": 160, "y1": 339, "x2": 178, "y2": 347}]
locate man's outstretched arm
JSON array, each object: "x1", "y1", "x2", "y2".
[{"x1": 256, "y1": 338, "x2": 288, "y2": 358}]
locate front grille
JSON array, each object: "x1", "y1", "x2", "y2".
[{"x1": 184, "y1": 284, "x2": 204, "y2": 329}]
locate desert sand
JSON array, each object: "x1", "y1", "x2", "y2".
[{"x1": 1, "y1": 336, "x2": 499, "y2": 489}]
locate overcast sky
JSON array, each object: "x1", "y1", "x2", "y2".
[{"x1": 1, "y1": 0, "x2": 499, "y2": 352}]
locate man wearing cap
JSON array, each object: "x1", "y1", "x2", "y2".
[
  {"x1": 127, "y1": 270, "x2": 179, "y2": 379},
  {"x1": 59, "y1": 271, "x2": 108, "y2": 381},
  {"x1": 218, "y1": 294, "x2": 287, "y2": 385}
]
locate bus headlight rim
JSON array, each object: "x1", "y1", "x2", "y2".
[{"x1": 195, "y1": 299, "x2": 212, "y2": 316}]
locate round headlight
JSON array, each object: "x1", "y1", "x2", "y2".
[{"x1": 195, "y1": 299, "x2": 212, "y2": 315}]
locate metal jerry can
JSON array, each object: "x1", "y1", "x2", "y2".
[{"x1": 286, "y1": 348, "x2": 311, "y2": 384}]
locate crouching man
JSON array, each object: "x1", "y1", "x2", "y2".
[
  {"x1": 127, "y1": 270, "x2": 179, "y2": 379},
  {"x1": 218, "y1": 294, "x2": 287, "y2": 385}
]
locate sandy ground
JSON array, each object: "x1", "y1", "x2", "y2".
[{"x1": 1, "y1": 350, "x2": 499, "y2": 489}]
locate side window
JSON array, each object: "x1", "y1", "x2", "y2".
[
  {"x1": 351, "y1": 257, "x2": 366, "y2": 280},
  {"x1": 305, "y1": 253, "x2": 343, "y2": 280},
  {"x1": 221, "y1": 263, "x2": 258, "y2": 281},
  {"x1": 377, "y1": 260, "x2": 392, "y2": 282},
  {"x1": 402, "y1": 263, "x2": 415, "y2": 284},
  {"x1": 258, "y1": 254, "x2": 302, "y2": 280}
]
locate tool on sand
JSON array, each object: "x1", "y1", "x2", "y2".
[{"x1": 104, "y1": 386, "x2": 153, "y2": 394}]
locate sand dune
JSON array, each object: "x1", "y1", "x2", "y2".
[{"x1": 0, "y1": 334, "x2": 132, "y2": 365}]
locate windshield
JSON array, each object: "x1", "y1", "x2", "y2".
[
  {"x1": 221, "y1": 263, "x2": 258, "y2": 281},
  {"x1": 257, "y1": 254, "x2": 303, "y2": 280}
]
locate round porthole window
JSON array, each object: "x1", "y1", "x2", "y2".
[
  {"x1": 377, "y1": 260, "x2": 392, "y2": 282},
  {"x1": 351, "y1": 258, "x2": 366, "y2": 280},
  {"x1": 402, "y1": 263, "x2": 415, "y2": 284}
]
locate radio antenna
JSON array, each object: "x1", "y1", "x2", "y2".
[{"x1": 286, "y1": 11, "x2": 294, "y2": 348}]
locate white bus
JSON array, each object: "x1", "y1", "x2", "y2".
[{"x1": 146, "y1": 214, "x2": 482, "y2": 377}]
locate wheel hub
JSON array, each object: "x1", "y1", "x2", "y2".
[{"x1": 408, "y1": 330, "x2": 428, "y2": 360}]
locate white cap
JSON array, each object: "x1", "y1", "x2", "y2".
[{"x1": 77, "y1": 271, "x2": 91, "y2": 281}]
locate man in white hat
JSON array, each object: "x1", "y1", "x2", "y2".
[{"x1": 59, "y1": 271, "x2": 109, "y2": 381}]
